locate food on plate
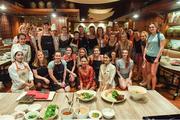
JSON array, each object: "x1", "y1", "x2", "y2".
[
  {"x1": 28, "y1": 114, "x2": 37, "y2": 119},
  {"x1": 92, "y1": 112, "x2": 100, "y2": 118},
  {"x1": 128, "y1": 86, "x2": 147, "y2": 100},
  {"x1": 79, "y1": 92, "x2": 93, "y2": 99},
  {"x1": 89, "y1": 110, "x2": 102, "y2": 119},
  {"x1": 24, "y1": 111, "x2": 40, "y2": 120},
  {"x1": 111, "y1": 90, "x2": 124, "y2": 101},
  {"x1": 61, "y1": 108, "x2": 74, "y2": 119},
  {"x1": 63, "y1": 111, "x2": 72, "y2": 115},
  {"x1": 75, "y1": 106, "x2": 89, "y2": 119},
  {"x1": 44, "y1": 104, "x2": 59, "y2": 120}
]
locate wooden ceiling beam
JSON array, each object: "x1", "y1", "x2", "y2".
[{"x1": 0, "y1": 1, "x2": 80, "y2": 21}]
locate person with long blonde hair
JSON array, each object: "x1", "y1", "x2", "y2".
[
  {"x1": 115, "y1": 33, "x2": 132, "y2": 58},
  {"x1": 139, "y1": 31, "x2": 148, "y2": 86},
  {"x1": 32, "y1": 51, "x2": 50, "y2": 91}
]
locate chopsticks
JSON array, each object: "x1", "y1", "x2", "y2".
[{"x1": 68, "y1": 93, "x2": 74, "y2": 112}]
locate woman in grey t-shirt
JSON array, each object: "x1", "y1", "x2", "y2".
[{"x1": 116, "y1": 49, "x2": 134, "y2": 89}]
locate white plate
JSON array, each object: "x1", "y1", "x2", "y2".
[
  {"x1": 24, "y1": 111, "x2": 40, "y2": 120},
  {"x1": 76, "y1": 90, "x2": 96, "y2": 102},
  {"x1": 89, "y1": 110, "x2": 102, "y2": 119},
  {"x1": 28, "y1": 104, "x2": 41, "y2": 112},
  {"x1": 101, "y1": 89, "x2": 126, "y2": 103},
  {"x1": 15, "y1": 104, "x2": 29, "y2": 112}
]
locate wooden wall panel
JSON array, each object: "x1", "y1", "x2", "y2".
[{"x1": 0, "y1": 14, "x2": 12, "y2": 39}]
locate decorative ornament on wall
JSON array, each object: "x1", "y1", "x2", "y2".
[
  {"x1": 30, "y1": 2, "x2": 36, "y2": 8},
  {"x1": 38, "y1": 1, "x2": 45, "y2": 8},
  {"x1": 88, "y1": 8, "x2": 113, "y2": 14},
  {"x1": 66, "y1": 0, "x2": 120, "y2": 4},
  {"x1": 47, "y1": 1, "x2": 52, "y2": 8},
  {"x1": 88, "y1": 11, "x2": 115, "y2": 21}
]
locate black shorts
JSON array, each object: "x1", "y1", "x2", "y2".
[{"x1": 145, "y1": 55, "x2": 156, "y2": 63}]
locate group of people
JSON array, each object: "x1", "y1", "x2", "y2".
[{"x1": 8, "y1": 22, "x2": 166, "y2": 93}]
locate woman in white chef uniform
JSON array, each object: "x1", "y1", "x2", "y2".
[
  {"x1": 11, "y1": 33, "x2": 31, "y2": 63},
  {"x1": 8, "y1": 50, "x2": 34, "y2": 92}
]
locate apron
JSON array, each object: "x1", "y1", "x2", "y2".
[
  {"x1": 66, "y1": 59, "x2": 76, "y2": 87},
  {"x1": 35, "y1": 66, "x2": 49, "y2": 84},
  {"x1": 92, "y1": 60, "x2": 102, "y2": 88},
  {"x1": 50, "y1": 62, "x2": 65, "y2": 91},
  {"x1": 41, "y1": 35, "x2": 55, "y2": 61},
  {"x1": 12, "y1": 62, "x2": 30, "y2": 92}
]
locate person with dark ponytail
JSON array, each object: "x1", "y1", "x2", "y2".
[{"x1": 116, "y1": 49, "x2": 134, "y2": 89}]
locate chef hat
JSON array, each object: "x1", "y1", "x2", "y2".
[
  {"x1": 51, "y1": 24, "x2": 57, "y2": 31},
  {"x1": 13, "y1": 49, "x2": 24, "y2": 60}
]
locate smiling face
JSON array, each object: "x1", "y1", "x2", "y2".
[
  {"x1": 79, "y1": 49, "x2": 86, "y2": 57},
  {"x1": 140, "y1": 32, "x2": 147, "y2": 41},
  {"x1": 93, "y1": 48, "x2": 100, "y2": 56},
  {"x1": 103, "y1": 54, "x2": 110, "y2": 65},
  {"x1": 74, "y1": 32, "x2": 80, "y2": 40},
  {"x1": 66, "y1": 47, "x2": 72, "y2": 56},
  {"x1": 97, "y1": 28, "x2": 103, "y2": 35},
  {"x1": 89, "y1": 27, "x2": 95, "y2": 34},
  {"x1": 110, "y1": 34, "x2": 116, "y2": 42},
  {"x1": 111, "y1": 51, "x2": 116, "y2": 59},
  {"x1": 121, "y1": 34, "x2": 127, "y2": 42},
  {"x1": 122, "y1": 50, "x2": 128, "y2": 59},
  {"x1": 54, "y1": 52, "x2": 61, "y2": 63},
  {"x1": 149, "y1": 24, "x2": 157, "y2": 34},
  {"x1": 15, "y1": 51, "x2": 24, "y2": 62},
  {"x1": 62, "y1": 27, "x2": 68, "y2": 35},
  {"x1": 78, "y1": 26, "x2": 84, "y2": 33},
  {"x1": 37, "y1": 51, "x2": 44, "y2": 62},
  {"x1": 19, "y1": 34, "x2": 26, "y2": 45},
  {"x1": 81, "y1": 57, "x2": 88, "y2": 67}
]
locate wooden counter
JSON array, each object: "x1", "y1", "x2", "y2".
[{"x1": 0, "y1": 90, "x2": 179, "y2": 119}]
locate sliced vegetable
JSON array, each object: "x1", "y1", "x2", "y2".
[{"x1": 44, "y1": 104, "x2": 59, "y2": 120}]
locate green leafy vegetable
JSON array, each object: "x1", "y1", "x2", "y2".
[
  {"x1": 44, "y1": 104, "x2": 59, "y2": 120},
  {"x1": 28, "y1": 114, "x2": 37, "y2": 119},
  {"x1": 92, "y1": 112, "x2": 99, "y2": 118},
  {"x1": 112, "y1": 90, "x2": 124, "y2": 101},
  {"x1": 81, "y1": 92, "x2": 93, "y2": 99}
]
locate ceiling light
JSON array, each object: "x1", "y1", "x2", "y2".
[
  {"x1": 81, "y1": 18, "x2": 85, "y2": 21},
  {"x1": 0, "y1": 4, "x2": 7, "y2": 11},
  {"x1": 177, "y1": 0, "x2": 180, "y2": 4},
  {"x1": 51, "y1": 13, "x2": 57, "y2": 18},
  {"x1": 133, "y1": 14, "x2": 139, "y2": 19}
]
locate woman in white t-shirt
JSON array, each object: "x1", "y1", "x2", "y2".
[{"x1": 11, "y1": 33, "x2": 31, "y2": 63}]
